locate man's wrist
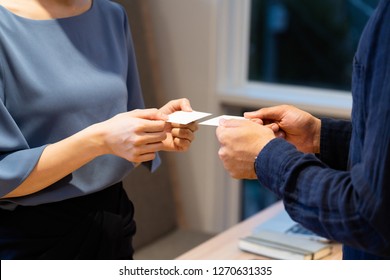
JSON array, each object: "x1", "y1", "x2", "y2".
[{"x1": 312, "y1": 118, "x2": 321, "y2": 154}]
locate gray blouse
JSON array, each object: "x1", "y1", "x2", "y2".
[{"x1": 0, "y1": 0, "x2": 159, "y2": 208}]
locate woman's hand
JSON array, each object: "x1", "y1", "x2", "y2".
[
  {"x1": 92, "y1": 108, "x2": 168, "y2": 162},
  {"x1": 159, "y1": 98, "x2": 199, "y2": 152}
]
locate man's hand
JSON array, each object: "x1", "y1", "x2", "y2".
[
  {"x1": 244, "y1": 105, "x2": 321, "y2": 154},
  {"x1": 216, "y1": 118, "x2": 275, "y2": 179}
]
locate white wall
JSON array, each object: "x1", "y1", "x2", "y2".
[
  {"x1": 145, "y1": 0, "x2": 352, "y2": 235},
  {"x1": 147, "y1": 0, "x2": 233, "y2": 233}
]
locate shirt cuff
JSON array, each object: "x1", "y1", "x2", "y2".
[{"x1": 255, "y1": 138, "x2": 299, "y2": 198}]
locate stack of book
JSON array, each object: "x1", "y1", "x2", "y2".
[
  {"x1": 239, "y1": 229, "x2": 333, "y2": 260},
  {"x1": 238, "y1": 208, "x2": 333, "y2": 260}
]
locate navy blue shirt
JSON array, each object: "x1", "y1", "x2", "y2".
[
  {"x1": 255, "y1": 0, "x2": 390, "y2": 259},
  {"x1": 0, "y1": 0, "x2": 159, "y2": 207}
]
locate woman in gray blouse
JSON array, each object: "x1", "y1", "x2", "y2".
[{"x1": 0, "y1": 0, "x2": 197, "y2": 259}]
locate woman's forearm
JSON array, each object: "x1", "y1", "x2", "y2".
[{"x1": 3, "y1": 125, "x2": 105, "y2": 198}]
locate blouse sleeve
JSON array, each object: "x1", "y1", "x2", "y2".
[{"x1": 0, "y1": 72, "x2": 46, "y2": 199}]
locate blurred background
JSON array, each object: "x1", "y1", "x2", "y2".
[
  {"x1": 249, "y1": 0, "x2": 378, "y2": 90},
  {"x1": 116, "y1": 0, "x2": 379, "y2": 259}
]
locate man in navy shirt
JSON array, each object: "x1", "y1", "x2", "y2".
[{"x1": 216, "y1": 0, "x2": 390, "y2": 259}]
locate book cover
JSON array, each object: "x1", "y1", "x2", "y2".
[
  {"x1": 253, "y1": 209, "x2": 330, "y2": 243},
  {"x1": 239, "y1": 230, "x2": 333, "y2": 260}
]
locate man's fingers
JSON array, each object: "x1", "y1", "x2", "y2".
[
  {"x1": 244, "y1": 106, "x2": 287, "y2": 121},
  {"x1": 265, "y1": 123, "x2": 280, "y2": 133},
  {"x1": 219, "y1": 118, "x2": 251, "y2": 127}
]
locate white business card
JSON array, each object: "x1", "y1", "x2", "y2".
[
  {"x1": 199, "y1": 115, "x2": 246, "y2": 126},
  {"x1": 167, "y1": 111, "x2": 212, "y2": 125}
]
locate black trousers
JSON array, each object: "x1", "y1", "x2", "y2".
[{"x1": 0, "y1": 182, "x2": 136, "y2": 260}]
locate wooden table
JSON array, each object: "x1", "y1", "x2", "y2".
[{"x1": 177, "y1": 201, "x2": 342, "y2": 260}]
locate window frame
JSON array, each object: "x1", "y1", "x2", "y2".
[{"x1": 216, "y1": 0, "x2": 352, "y2": 119}]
